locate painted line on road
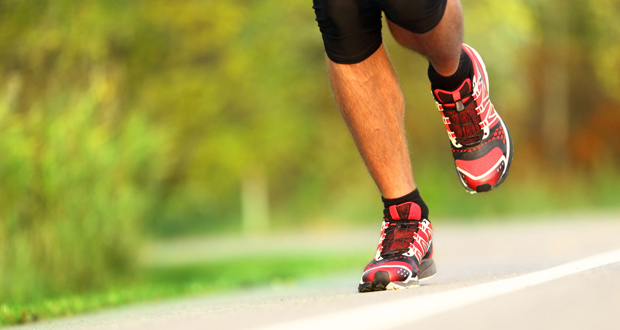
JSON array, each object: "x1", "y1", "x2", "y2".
[{"x1": 255, "y1": 248, "x2": 620, "y2": 330}]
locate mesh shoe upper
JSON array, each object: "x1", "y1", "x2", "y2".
[
  {"x1": 359, "y1": 202, "x2": 433, "y2": 288},
  {"x1": 433, "y1": 78, "x2": 483, "y2": 147},
  {"x1": 432, "y1": 44, "x2": 513, "y2": 193}
]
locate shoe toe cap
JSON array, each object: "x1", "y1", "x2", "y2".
[
  {"x1": 361, "y1": 264, "x2": 413, "y2": 283},
  {"x1": 456, "y1": 146, "x2": 507, "y2": 190}
]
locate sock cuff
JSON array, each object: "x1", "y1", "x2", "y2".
[
  {"x1": 428, "y1": 48, "x2": 473, "y2": 91},
  {"x1": 382, "y1": 189, "x2": 430, "y2": 219}
]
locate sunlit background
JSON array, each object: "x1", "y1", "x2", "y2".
[{"x1": 1, "y1": 0, "x2": 619, "y2": 324}]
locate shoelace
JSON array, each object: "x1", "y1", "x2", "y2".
[
  {"x1": 380, "y1": 219, "x2": 421, "y2": 258},
  {"x1": 442, "y1": 96, "x2": 484, "y2": 147}
]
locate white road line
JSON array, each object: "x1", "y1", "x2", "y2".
[{"x1": 255, "y1": 248, "x2": 620, "y2": 330}]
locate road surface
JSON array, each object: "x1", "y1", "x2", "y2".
[{"x1": 7, "y1": 212, "x2": 620, "y2": 330}]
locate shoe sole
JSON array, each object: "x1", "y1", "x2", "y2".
[{"x1": 358, "y1": 257, "x2": 436, "y2": 293}]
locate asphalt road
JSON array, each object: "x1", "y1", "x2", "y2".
[{"x1": 8, "y1": 212, "x2": 620, "y2": 330}]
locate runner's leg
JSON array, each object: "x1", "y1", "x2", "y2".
[
  {"x1": 328, "y1": 44, "x2": 415, "y2": 199},
  {"x1": 386, "y1": 0, "x2": 463, "y2": 76}
]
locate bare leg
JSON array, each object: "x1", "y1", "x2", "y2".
[
  {"x1": 327, "y1": 0, "x2": 464, "y2": 199},
  {"x1": 328, "y1": 45, "x2": 414, "y2": 199},
  {"x1": 388, "y1": 0, "x2": 464, "y2": 76}
]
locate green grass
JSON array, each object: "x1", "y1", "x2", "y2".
[{"x1": 0, "y1": 252, "x2": 368, "y2": 326}]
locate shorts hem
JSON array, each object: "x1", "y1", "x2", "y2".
[{"x1": 325, "y1": 42, "x2": 383, "y2": 64}]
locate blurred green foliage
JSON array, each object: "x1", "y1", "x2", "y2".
[
  {"x1": 1, "y1": 0, "x2": 619, "y2": 305},
  {"x1": 0, "y1": 79, "x2": 168, "y2": 302}
]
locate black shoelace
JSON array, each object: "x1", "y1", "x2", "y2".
[
  {"x1": 443, "y1": 98, "x2": 484, "y2": 147},
  {"x1": 380, "y1": 219, "x2": 421, "y2": 258}
]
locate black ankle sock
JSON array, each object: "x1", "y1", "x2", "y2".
[
  {"x1": 428, "y1": 48, "x2": 473, "y2": 91},
  {"x1": 382, "y1": 189, "x2": 429, "y2": 219}
]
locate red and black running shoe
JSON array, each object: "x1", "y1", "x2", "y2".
[
  {"x1": 358, "y1": 202, "x2": 435, "y2": 292},
  {"x1": 432, "y1": 44, "x2": 513, "y2": 193}
]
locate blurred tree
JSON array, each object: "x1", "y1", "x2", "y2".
[{"x1": 1, "y1": 0, "x2": 620, "y2": 304}]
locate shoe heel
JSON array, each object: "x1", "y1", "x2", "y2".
[{"x1": 419, "y1": 257, "x2": 436, "y2": 280}]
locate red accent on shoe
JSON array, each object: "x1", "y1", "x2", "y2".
[
  {"x1": 361, "y1": 261, "x2": 412, "y2": 283},
  {"x1": 456, "y1": 147, "x2": 503, "y2": 177},
  {"x1": 431, "y1": 44, "x2": 513, "y2": 193},
  {"x1": 388, "y1": 202, "x2": 422, "y2": 221},
  {"x1": 359, "y1": 202, "x2": 434, "y2": 291}
]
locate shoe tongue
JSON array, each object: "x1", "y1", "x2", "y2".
[
  {"x1": 385, "y1": 202, "x2": 422, "y2": 221},
  {"x1": 434, "y1": 79, "x2": 472, "y2": 104},
  {"x1": 382, "y1": 202, "x2": 422, "y2": 253}
]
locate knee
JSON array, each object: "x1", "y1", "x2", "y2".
[
  {"x1": 382, "y1": 0, "x2": 448, "y2": 34},
  {"x1": 313, "y1": 0, "x2": 383, "y2": 64}
]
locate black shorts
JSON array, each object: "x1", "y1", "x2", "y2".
[{"x1": 312, "y1": 0, "x2": 447, "y2": 64}]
